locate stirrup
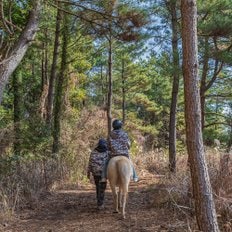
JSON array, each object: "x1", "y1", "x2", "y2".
[{"x1": 133, "y1": 177, "x2": 139, "y2": 182}]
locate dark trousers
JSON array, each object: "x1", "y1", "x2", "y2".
[{"x1": 93, "y1": 175, "x2": 107, "y2": 206}]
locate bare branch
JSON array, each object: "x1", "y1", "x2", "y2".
[
  {"x1": 57, "y1": 0, "x2": 117, "y2": 20},
  {"x1": 5, "y1": 41, "x2": 12, "y2": 58},
  {"x1": 205, "y1": 112, "x2": 231, "y2": 120},
  {"x1": 206, "y1": 94, "x2": 232, "y2": 98},
  {"x1": 8, "y1": 0, "x2": 13, "y2": 32},
  {"x1": 3, "y1": 18, "x2": 22, "y2": 32},
  {"x1": 49, "y1": 1, "x2": 110, "y2": 31},
  {"x1": 205, "y1": 60, "x2": 224, "y2": 92},
  {"x1": 205, "y1": 122, "x2": 231, "y2": 128},
  {"x1": 0, "y1": 1, "x2": 13, "y2": 34}
]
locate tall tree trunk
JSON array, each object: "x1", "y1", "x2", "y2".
[
  {"x1": 13, "y1": 69, "x2": 22, "y2": 175},
  {"x1": 13, "y1": 69, "x2": 21, "y2": 155},
  {"x1": 41, "y1": 49, "x2": 46, "y2": 93},
  {"x1": 168, "y1": 0, "x2": 180, "y2": 172},
  {"x1": 200, "y1": 38, "x2": 223, "y2": 130},
  {"x1": 181, "y1": 1, "x2": 219, "y2": 231},
  {"x1": 227, "y1": 103, "x2": 232, "y2": 151},
  {"x1": 200, "y1": 37, "x2": 209, "y2": 130},
  {"x1": 52, "y1": 12, "x2": 68, "y2": 153},
  {"x1": 0, "y1": 0, "x2": 41, "y2": 104},
  {"x1": 100, "y1": 64, "x2": 106, "y2": 105},
  {"x1": 121, "y1": 58, "x2": 126, "y2": 123},
  {"x1": 39, "y1": 43, "x2": 49, "y2": 119},
  {"x1": 215, "y1": 96, "x2": 219, "y2": 131},
  {"x1": 107, "y1": 35, "x2": 113, "y2": 138},
  {"x1": 46, "y1": 3, "x2": 62, "y2": 126}
]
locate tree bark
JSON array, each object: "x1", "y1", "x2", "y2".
[
  {"x1": 181, "y1": 1, "x2": 220, "y2": 231},
  {"x1": 107, "y1": 35, "x2": 113, "y2": 138},
  {"x1": 52, "y1": 12, "x2": 68, "y2": 153},
  {"x1": 121, "y1": 58, "x2": 126, "y2": 123},
  {"x1": 46, "y1": 3, "x2": 62, "y2": 126},
  {"x1": 200, "y1": 37, "x2": 209, "y2": 130},
  {"x1": 12, "y1": 69, "x2": 22, "y2": 175},
  {"x1": 0, "y1": 0, "x2": 41, "y2": 104},
  {"x1": 227, "y1": 103, "x2": 232, "y2": 151},
  {"x1": 39, "y1": 41, "x2": 49, "y2": 119},
  {"x1": 168, "y1": 0, "x2": 180, "y2": 173},
  {"x1": 100, "y1": 64, "x2": 106, "y2": 105},
  {"x1": 13, "y1": 69, "x2": 21, "y2": 155}
]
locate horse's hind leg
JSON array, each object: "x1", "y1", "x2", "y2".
[
  {"x1": 121, "y1": 192, "x2": 127, "y2": 219},
  {"x1": 110, "y1": 185, "x2": 119, "y2": 213},
  {"x1": 120, "y1": 182, "x2": 129, "y2": 219},
  {"x1": 118, "y1": 189, "x2": 122, "y2": 209}
]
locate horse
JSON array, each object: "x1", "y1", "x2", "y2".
[{"x1": 107, "y1": 156, "x2": 132, "y2": 219}]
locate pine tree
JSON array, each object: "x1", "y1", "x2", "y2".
[{"x1": 181, "y1": 0, "x2": 219, "y2": 230}]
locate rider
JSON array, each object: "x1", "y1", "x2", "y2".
[
  {"x1": 101, "y1": 119, "x2": 138, "y2": 182},
  {"x1": 87, "y1": 138, "x2": 109, "y2": 209}
]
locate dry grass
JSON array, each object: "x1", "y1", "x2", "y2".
[
  {"x1": 57, "y1": 107, "x2": 108, "y2": 186},
  {"x1": 0, "y1": 108, "x2": 231, "y2": 231},
  {"x1": 0, "y1": 158, "x2": 59, "y2": 217},
  {"x1": 0, "y1": 107, "x2": 108, "y2": 215},
  {"x1": 133, "y1": 147, "x2": 232, "y2": 230}
]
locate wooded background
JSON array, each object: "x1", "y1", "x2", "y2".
[{"x1": 0, "y1": 1, "x2": 231, "y2": 231}]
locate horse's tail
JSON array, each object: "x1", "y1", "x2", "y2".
[{"x1": 116, "y1": 158, "x2": 130, "y2": 193}]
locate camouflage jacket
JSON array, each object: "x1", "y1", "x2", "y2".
[
  {"x1": 87, "y1": 149, "x2": 109, "y2": 176},
  {"x1": 109, "y1": 129, "x2": 131, "y2": 157}
]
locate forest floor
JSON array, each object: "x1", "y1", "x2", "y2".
[{"x1": 0, "y1": 171, "x2": 198, "y2": 232}]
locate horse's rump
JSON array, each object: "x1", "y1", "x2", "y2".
[
  {"x1": 107, "y1": 156, "x2": 132, "y2": 186},
  {"x1": 107, "y1": 156, "x2": 132, "y2": 219}
]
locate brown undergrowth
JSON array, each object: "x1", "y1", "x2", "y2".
[
  {"x1": 133, "y1": 148, "x2": 232, "y2": 231},
  {"x1": 0, "y1": 108, "x2": 231, "y2": 231}
]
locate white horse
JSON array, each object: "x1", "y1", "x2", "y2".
[{"x1": 107, "y1": 156, "x2": 132, "y2": 219}]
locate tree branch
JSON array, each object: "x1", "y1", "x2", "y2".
[
  {"x1": 0, "y1": 0, "x2": 42, "y2": 104},
  {"x1": 205, "y1": 122, "x2": 231, "y2": 128},
  {"x1": 49, "y1": 1, "x2": 111, "y2": 31},
  {"x1": 57, "y1": 0, "x2": 117, "y2": 20},
  {"x1": 0, "y1": 1, "x2": 13, "y2": 34},
  {"x1": 206, "y1": 94, "x2": 232, "y2": 98},
  {"x1": 205, "y1": 112, "x2": 231, "y2": 120}
]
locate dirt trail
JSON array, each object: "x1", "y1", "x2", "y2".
[{"x1": 1, "y1": 175, "x2": 190, "y2": 232}]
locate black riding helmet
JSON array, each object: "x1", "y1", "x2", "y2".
[
  {"x1": 98, "y1": 138, "x2": 107, "y2": 147},
  {"x1": 112, "y1": 119, "x2": 123, "y2": 130},
  {"x1": 96, "y1": 138, "x2": 107, "y2": 152}
]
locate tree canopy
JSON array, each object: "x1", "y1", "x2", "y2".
[{"x1": 0, "y1": 1, "x2": 231, "y2": 231}]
